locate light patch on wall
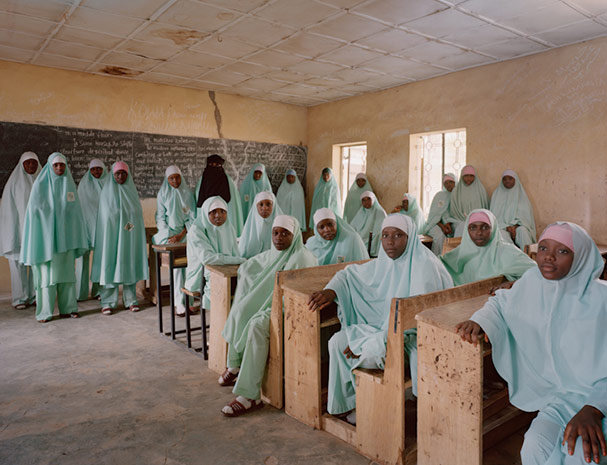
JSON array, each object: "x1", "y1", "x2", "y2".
[{"x1": 389, "y1": 128, "x2": 410, "y2": 138}]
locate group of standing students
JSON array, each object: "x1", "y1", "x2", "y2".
[{"x1": 1, "y1": 152, "x2": 605, "y2": 465}]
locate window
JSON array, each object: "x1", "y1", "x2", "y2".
[
  {"x1": 409, "y1": 129, "x2": 466, "y2": 215},
  {"x1": 338, "y1": 143, "x2": 367, "y2": 208}
]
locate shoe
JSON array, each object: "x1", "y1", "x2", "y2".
[{"x1": 101, "y1": 308, "x2": 112, "y2": 315}]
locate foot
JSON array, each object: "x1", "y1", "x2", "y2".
[
  {"x1": 176, "y1": 304, "x2": 186, "y2": 318},
  {"x1": 38, "y1": 318, "x2": 52, "y2": 323},
  {"x1": 70, "y1": 312, "x2": 80, "y2": 318},
  {"x1": 221, "y1": 396, "x2": 263, "y2": 417},
  {"x1": 129, "y1": 305, "x2": 140, "y2": 313},
  {"x1": 346, "y1": 410, "x2": 357, "y2": 426},
  {"x1": 218, "y1": 368, "x2": 239, "y2": 387},
  {"x1": 188, "y1": 306, "x2": 200, "y2": 315},
  {"x1": 14, "y1": 304, "x2": 27, "y2": 310},
  {"x1": 101, "y1": 308, "x2": 112, "y2": 315}
]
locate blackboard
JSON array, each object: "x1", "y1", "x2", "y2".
[{"x1": 0, "y1": 121, "x2": 307, "y2": 198}]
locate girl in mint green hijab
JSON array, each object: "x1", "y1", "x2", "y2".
[
  {"x1": 490, "y1": 169, "x2": 536, "y2": 250},
  {"x1": 448, "y1": 165, "x2": 489, "y2": 237},
  {"x1": 276, "y1": 169, "x2": 306, "y2": 232},
  {"x1": 309, "y1": 167, "x2": 342, "y2": 229},
  {"x1": 350, "y1": 191, "x2": 387, "y2": 257},
  {"x1": 306, "y1": 208, "x2": 369, "y2": 265},
  {"x1": 184, "y1": 196, "x2": 245, "y2": 310},
  {"x1": 458, "y1": 222, "x2": 607, "y2": 465},
  {"x1": 343, "y1": 173, "x2": 373, "y2": 223},
  {"x1": 308, "y1": 214, "x2": 453, "y2": 419},
  {"x1": 21, "y1": 153, "x2": 89, "y2": 322},
  {"x1": 239, "y1": 191, "x2": 283, "y2": 259},
  {"x1": 220, "y1": 216, "x2": 318, "y2": 416},
  {"x1": 1, "y1": 151, "x2": 40, "y2": 308},
  {"x1": 440, "y1": 209, "x2": 536, "y2": 286},
  {"x1": 153, "y1": 165, "x2": 196, "y2": 315},
  {"x1": 240, "y1": 163, "x2": 272, "y2": 220},
  {"x1": 422, "y1": 173, "x2": 456, "y2": 255},
  {"x1": 91, "y1": 161, "x2": 148, "y2": 315},
  {"x1": 392, "y1": 193, "x2": 424, "y2": 231},
  {"x1": 75, "y1": 159, "x2": 108, "y2": 301}
]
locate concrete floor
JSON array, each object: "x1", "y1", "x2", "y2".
[{"x1": 0, "y1": 297, "x2": 373, "y2": 465}]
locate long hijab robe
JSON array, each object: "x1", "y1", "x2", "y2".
[
  {"x1": 91, "y1": 162, "x2": 148, "y2": 287},
  {"x1": 222, "y1": 216, "x2": 318, "y2": 400},
  {"x1": 240, "y1": 163, "x2": 272, "y2": 220},
  {"x1": 343, "y1": 173, "x2": 373, "y2": 223},
  {"x1": 490, "y1": 169, "x2": 536, "y2": 250},
  {"x1": 470, "y1": 222, "x2": 607, "y2": 465},
  {"x1": 350, "y1": 191, "x2": 387, "y2": 257},
  {"x1": 196, "y1": 155, "x2": 244, "y2": 236},
  {"x1": 325, "y1": 214, "x2": 453, "y2": 413},
  {"x1": 184, "y1": 196, "x2": 245, "y2": 309},
  {"x1": 238, "y1": 191, "x2": 283, "y2": 259},
  {"x1": 309, "y1": 168, "x2": 342, "y2": 229},
  {"x1": 422, "y1": 173, "x2": 456, "y2": 255},
  {"x1": 448, "y1": 165, "x2": 489, "y2": 236},
  {"x1": 440, "y1": 209, "x2": 536, "y2": 286},
  {"x1": 276, "y1": 169, "x2": 306, "y2": 232},
  {"x1": 305, "y1": 209, "x2": 369, "y2": 265},
  {"x1": 399, "y1": 193, "x2": 424, "y2": 231}
]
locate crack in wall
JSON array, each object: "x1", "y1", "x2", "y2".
[{"x1": 208, "y1": 91, "x2": 223, "y2": 139}]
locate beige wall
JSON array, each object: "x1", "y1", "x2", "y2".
[
  {"x1": 307, "y1": 36, "x2": 607, "y2": 245},
  {"x1": 0, "y1": 60, "x2": 307, "y2": 294}
]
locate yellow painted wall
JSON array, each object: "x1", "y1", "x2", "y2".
[
  {"x1": 0, "y1": 60, "x2": 307, "y2": 294},
  {"x1": 308, "y1": 36, "x2": 607, "y2": 245}
]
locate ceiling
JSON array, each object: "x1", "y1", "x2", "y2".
[{"x1": 1, "y1": 0, "x2": 606, "y2": 106}]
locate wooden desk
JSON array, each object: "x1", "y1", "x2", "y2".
[
  {"x1": 415, "y1": 283, "x2": 534, "y2": 465},
  {"x1": 206, "y1": 264, "x2": 240, "y2": 375},
  {"x1": 152, "y1": 242, "x2": 187, "y2": 339},
  {"x1": 141, "y1": 227, "x2": 158, "y2": 302}
]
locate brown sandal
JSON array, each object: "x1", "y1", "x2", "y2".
[
  {"x1": 218, "y1": 369, "x2": 238, "y2": 387},
  {"x1": 221, "y1": 398, "x2": 263, "y2": 417}
]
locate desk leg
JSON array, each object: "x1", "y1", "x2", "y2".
[
  {"x1": 155, "y1": 250, "x2": 163, "y2": 334},
  {"x1": 168, "y1": 250, "x2": 176, "y2": 340},
  {"x1": 208, "y1": 274, "x2": 230, "y2": 374}
]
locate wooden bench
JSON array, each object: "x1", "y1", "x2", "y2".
[
  {"x1": 441, "y1": 236, "x2": 462, "y2": 255},
  {"x1": 415, "y1": 281, "x2": 536, "y2": 465}
]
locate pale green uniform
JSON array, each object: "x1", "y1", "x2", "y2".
[
  {"x1": 398, "y1": 193, "x2": 424, "y2": 231},
  {"x1": 343, "y1": 174, "x2": 373, "y2": 223},
  {"x1": 422, "y1": 173, "x2": 456, "y2": 255},
  {"x1": 325, "y1": 214, "x2": 453, "y2": 414},
  {"x1": 91, "y1": 163, "x2": 148, "y2": 309},
  {"x1": 276, "y1": 169, "x2": 306, "y2": 232},
  {"x1": 350, "y1": 192, "x2": 386, "y2": 257},
  {"x1": 184, "y1": 196, "x2": 245, "y2": 309},
  {"x1": 470, "y1": 223, "x2": 607, "y2": 465},
  {"x1": 306, "y1": 211, "x2": 369, "y2": 265},
  {"x1": 152, "y1": 166, "x2": 196, "y2": 311},
  {"x1": 20, "y1": 153, "x2": 88, "y2": 321},
  {"x1": 196, "y1": 174, "x2": 243, "y2": 237},
  {"x1": 447, "y1": 166, "x2": 490, "y2": 237},
  {"x1": 222, "y1": 217, "x2": 318, "y2": 400},
  {"x1": 0, "y1": 152, "x2": 40, "y2": 307},
  {"x1": 238, "y1": 191, "x2": 283, "y2": 259},
  {"x1": 75, "y1": 161, "x2": 108, "y2": 300},
  {"x1": 440, "y1": 209, "x2": 536, "y2": 286},
  {"x1": 239, "y1": 163, "x2": 272, "y2": 220},
  {"x1": 309, "y1": 168, "x2": 342, "y2": 229},
  {"x1": 490, "y1": 170, "x2": 536, "y2": 250}
]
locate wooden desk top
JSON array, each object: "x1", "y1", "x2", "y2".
[
  {"x1": 282, "y1": 274, "x2": 337, "y2": 298},
  {"x1": 415, "y1": 294, "x2": 490, "y2": 332},
  {"x1": 206, "y1": 264, "x2": 240, "y2": 277},
  {"x1": 151, "y1": 242, "x2": 187, "y2": 252}
]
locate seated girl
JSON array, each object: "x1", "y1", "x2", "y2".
[
  {"x1": 456, "y1": 222, "x2": 607, "y2": 465},
  {"x1": 240, "y1": 163, "x2": 272, "y2": 219},
  {"x1": 184, "y1": 196, "x2": 245, "y2": 312},
  {"x1": 421, "y1": 173, "x2": 456, "y2": 255},
  {"x1": 343, "y1": 173, "x2": 373, "y2": 223},
  {"x1": 308, "y1": 214, "x2": 453, "y2": 424},
  {"x1": 306, "y1": 208, "x2": 369, "y2": 265},
  {"x1": 239, "y1": 191, "x2": 282, "y2": 259},
  {"x1": 219, "y1": 216, "x2": 318, "y2": 417},
  {"x1": 350, "y1": 191, "x2": 387, "y2": 257},
  {"x1": 276, "y1": 169, "x2": 306, "y2": 232},
  {"x1": 309, "y1": 168, "x2": 341, "y2": 229},
  {"x1": 447, "y1": 165, "x2": 490, "y2": 237},
  {"x1": 391, "y1": 193, "x2": 424, "y2": 231},
  {"x1": 440, "y1": 209, "x2": 536, "y2": 286}
]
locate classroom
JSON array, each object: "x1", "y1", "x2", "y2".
[{"x1": 1, "y1": 1, "x2": 606, "y2": 464}]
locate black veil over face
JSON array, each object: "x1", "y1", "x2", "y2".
[{"x1": 197, "y1": 154, "x2": 231, "y2": 208}]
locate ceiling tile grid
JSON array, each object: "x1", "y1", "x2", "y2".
[{"x1": 0, "y1": 0, "x2": 605, "y2": 106}]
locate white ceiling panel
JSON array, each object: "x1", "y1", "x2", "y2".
[
  {"x1": 81, "y1": 0, "x2": 170, "y2": 20},
  {"x1": 55, "y1": 25, "x2": 124, "y2": 49},
  {"x1": 244, "y1": 49, "x2": 304, "y2": 68},
  {"x1": 403, "y1": 8, "x2": 488, "y2": 38},
  {"x1": 390, "y1": 62, "x2": 444, "y2": 80},
  {"x1": 288, "y1": 59, "x2": 344, "y2": 75},
  {"x1": 266, "y1": 69, "x2": 308, "y2": 83},
  {"x1": 156, "y1": 1, "x2": 241, "y2": 32},
  {"x1": 170, "y1": 50, "x2": 232, "y2": 68},
  {"x1": 0, "y1": 0, "x2": 72, "y2": 23},
  {"x1": 191, "y1": 36, "x2": 258, "y2": 59},
  {"x1": 310, "y1": 88, "x2": 355, "y2": 100},
  {"x1": 273, "y1": 32, "x2": 342, "y2": 58},
  {"x1": 222, "y1": 60, "x2": 268, "y2": 76},
  {"x1": 441, "y1": 24, "x2": 521, "y2": 49},
  {"x1": 497, "y1": 2, "x2": 588, "y2": 35},
  {"x1": 274, "y1": 83, "x2": 327, "y2": 96},
  {"x1": 234, "y1": 77, "x2": 287, "y2": 91},
  {"x1": 458, "y1": 0, "x2": 557, "y2": 20},
  {"x1": 304, "y1": 77, "x2": 343, "y2": 87},
  {"x1": 567, "y1": 0, "x2": 607, "y2": 16},
  {"x1": 65, "y1": 7, "x2": 142, "y2": 38},
  {"x1": 100, "y1": 51, "x2": 163, "y2": 71},
  {"x1": 361, "y1": 55, "x2": 421, "y2": 75},
  {"x1": 201, "y1": 0, "x2": 271, "y2": 14},
  {"x1": 34, "y1": 53, "x2": 91, "y2": 71},
  {"x1": 133, "y1": 23, "x2": 209, "y2": 47},
  {"x1": 432, "y1": 50, "x2": 492, "y2": 68},
  {"x1": 400, "y1": 41, "x2": 464, "y2": 62},
  {"x1": 0, "y1": 44, "x2": 35, "y2": 62},
  {"x1": 151, "y1": 60, "x2": 207, "y2": 78},
  {"x1": 221, "y1": 17, "x2": 296, "y2": 47},
  {"x1": 352, "y1": 0, "x2": 448, "y2": 26},
  {"x1": 119, "y1": 38, "x2": 182, "y2": 60},
  {"x1": 138, "y1": 71, "x2": 189, "y2": 85},
  {"x1": 255, "y1": 0, "x2": 339, "y2": 29},
  {"x1": 0, "y1": 11, "x2": 58, "y2": 37},
  {"x1": 355, "y1": 28, "x2": 427, "y2": 53},
  {"x1": 0, "y1": 29, "x2": 45, "y2": 50},
  {"x1": 534, "y1": 19, "x2": 607, "y2": 45},
  {"x1": 318, "y1": 45, "x2": 384, "y2": 66},
  {"x1": 197, "y1": 69, "x2": 250, "y2": 85},
  {"x1": 357, "y1": 73, "x2": 412, "y2": 88},
  {"x1": 307, "y1": 13, "x2": 386, "y2": 42},
  {"x1": 475, "y1": 37, "x2": 549, "y2": 59},
  {"x1": 44, "y1": 39, "x2": 105, "y2": 61},
  {"x1": 329, "y1": 67, "x2": 384, "y2": 83}
]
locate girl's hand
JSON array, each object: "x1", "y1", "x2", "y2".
[
  {"x1": 308, "y1": 289, "x2": 337, "y2": 312},
  {"x1": 167, "y1": 235, "x2": 178, "y2": 244},
  {"x1": 343, "y1": 346, "x2": 360, "y2": 359},
  {"x1": 562, "y1": 405, "x2": 606, "y2": 464},
  {"x1": 489, "y1": 281, "x2": 515, "y2": 295},
  {"x1": 391, "y1": 205, "x2": 402, "y2": 213},
  {"x1": 455, "y1": 320, "x2": 488, "y2": 346}
]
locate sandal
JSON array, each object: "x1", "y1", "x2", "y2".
[
  {"x1": 14, "y1": 304, "x2": 27, "y2": 310},
  {"x1": 188, "y1": 307, "x2": 200, "y2": 315},
  {"x1": 70, "y1": 312, "x2": 80, "y2": 318},
  {"x1": 218, "y1": 369, "x2": 238, "y2": 387},
  {"x1": 101, "y1": 308, "x2": 112, "y2": 315},
  {"x1": 38, "y1": 318, "x2": 52, "y2": 323},
  {"x1": 129, "y1": 305, "x2": 140, "y2": 313},
  {"x1": 221, "y1": 398, "x2": 263, "y2": 417}
]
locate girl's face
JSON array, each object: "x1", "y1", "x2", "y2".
[
  {"x1": 322, "y1": 170, "x2": 331, "y2": 182},
  {"x1": 114, "y1": 170, "x2": 128, "y2": 185},
  {"x1": 361, "y1": 196, "x2": 373, "y2": 209},
  {"x1": 536, "y1": 238, "x2": 574, "y2": 280},
  {"x1": 208, "y1": 208, "x2": 227, "y2": 226},
  {"x1": 23, "y1": 159, "x2": 39, "y2": 175},
  {"x1": 168, "y1": 174, "x2": 181, "y2": 189},
  {"x1": 468, "y1": 221, "x2": 491, "y2": 247},
  {"x1": 286, "y1": 174, "x2": 296, "y2": 184},
  {"x1": 401, "y1": 198, "x2": 409, "y2": 211},
  {"x1": 317, "y1": 219, "x2": 337, "y2": 241},
  {"x1": 444, "y1": 180, "x2": 455, "y2": 192},
  {"x1": 502, "y1": 175, "x2": 516, "y2": 189},
  {"x1": 90, "y1": 167, "x2": 103, "y2": 179},
  {"x1": 381, "y1": 227, "x2": 408, "y2": 259},
  {"x1": 462, "y1": 174, "x2": 475, "y2": 185},
  {"x1": 356, "y1": 178, "x2": 366, "y2": 188},
  {"x1": 53, "y1": 162, "x2": 66, "y2": 176},
  {"x1": 272, "y1": 227, "x2": 293, "y2": 250},
  {"x1": 256, "y1": 199, "x2": 273, "y2": 219},
  {"x1": 253, "y1": 170, "x2": 263, "y2": 181}
]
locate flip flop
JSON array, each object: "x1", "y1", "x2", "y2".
[
  {"x1": 221, "y1": 398, "x2": 263, "y2": 417},
  {"x1": 14, "y1": 304, "x2": 27, "y2": 310},
  {"x1": 101, "y1": 308, "x2": 112, "y2": 316}
]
